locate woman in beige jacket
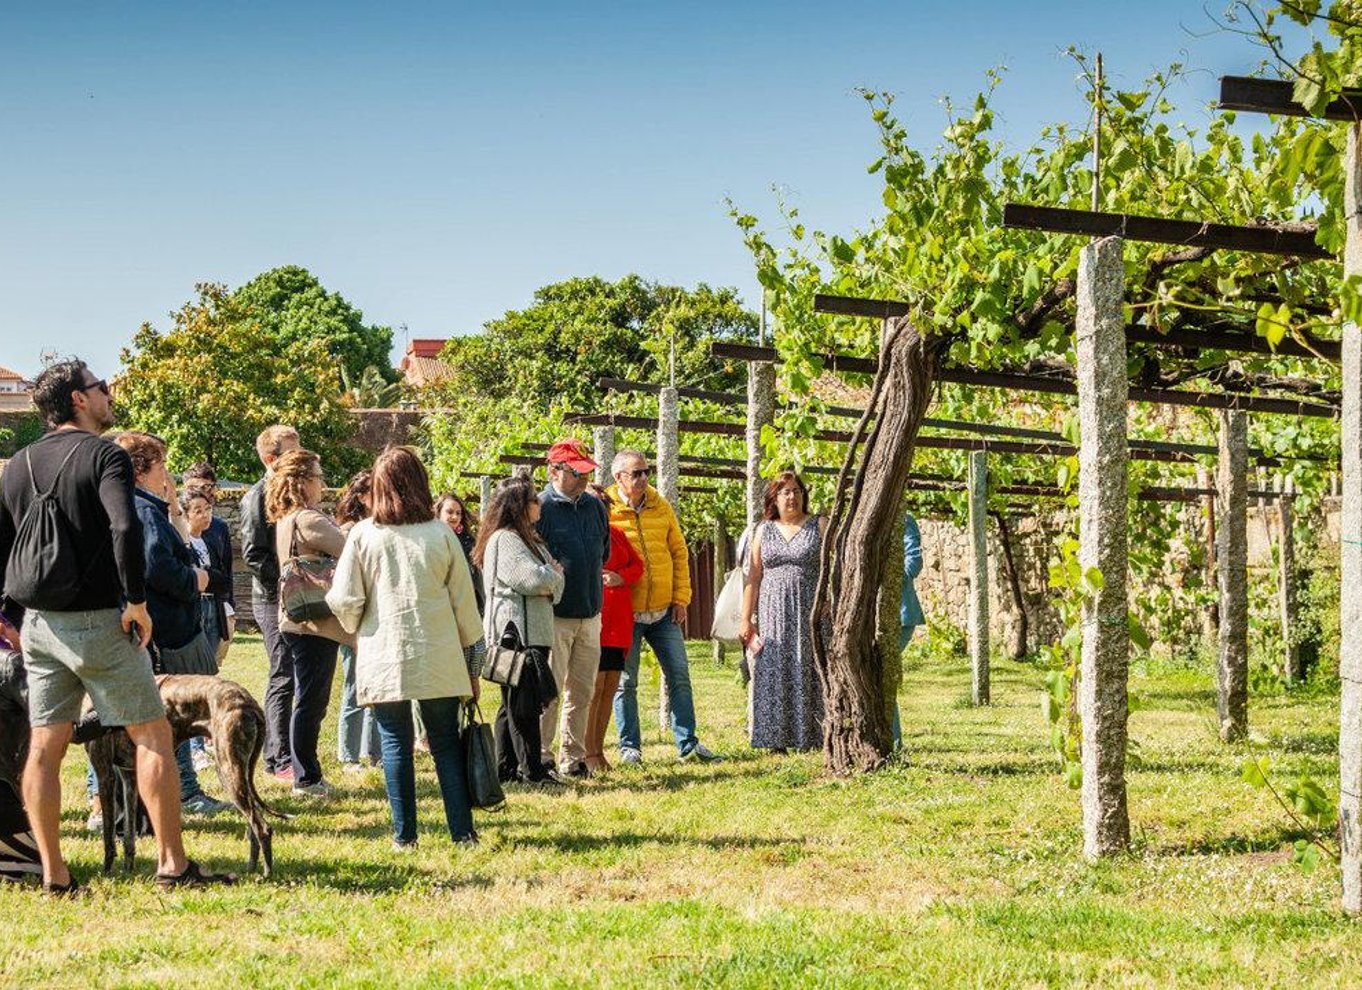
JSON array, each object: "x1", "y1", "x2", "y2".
[
  {"x1": 268, "y1": 449, "x2": 351, "y2": 799},
  {"x1": 327, "y1": 448, "x2": 485, "y2": 848}
]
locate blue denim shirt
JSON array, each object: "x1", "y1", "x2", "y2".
[
  {"x1": 900, "y1": 513, "x2": 924, "y2": 630},
  {"x1": 536, "y1": 485, "x2": 610, "y2": 619}
]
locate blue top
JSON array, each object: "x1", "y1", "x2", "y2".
[
  {"x1": 133, "y1": 489, "x2": 202, "y2": 650},
  {"x1": 900, "y1": 512, "x2": 924, "y2": 630},
  {"x1": 536, "y1": 484, "x2": 611, "y2": 619}
]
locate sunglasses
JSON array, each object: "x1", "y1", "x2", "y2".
[
  {"x1": 621, "y1": 468, "x2": 650, "y2": 480},
  {"x1": 80, "y1": 379, "x2": 110, "y2": 396},
  {"x1": 553, "y1": 463, "x2": 587, "y2": 479}
]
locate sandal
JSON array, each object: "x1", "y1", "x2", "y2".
[
  {"x1": 155, "y1": 859, "x2": 238, "y2": 890},
  {"x1": 41, "y1": 876, "x2": 84, "y2": 898}
]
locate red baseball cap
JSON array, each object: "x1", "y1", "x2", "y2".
[{"x1": 547, "y1": 438, "x2": 598, "y2": 473}]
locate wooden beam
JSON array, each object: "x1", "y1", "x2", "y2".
[
  {"x1": 1218, "y1": 75, "x2": 1362, "y2": 123},
  {"x1": 710, "y1": 341, "x2": 1338, "y2": 416},
  {"x1": 596, "y1": 376, "x2": 744, "y2": 405},
  {"x1": 1002, "y1": 203, "x2": 1330, "y2": 260},
  {"x1": 1125, "y1": 324, "x2": 1339, "y2": 362},
  {"x1": 818, "y1": 292, "x2": 1340, "y2": 361}
]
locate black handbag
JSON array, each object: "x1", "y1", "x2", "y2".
[
  {"x1": 462, "y1": 701, "x2": 505, "y2": 810},
  {"x1": 483, "y1": 539, "x2": 530, "y2": 687}
]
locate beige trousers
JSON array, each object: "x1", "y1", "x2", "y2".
[{"x1": 542, "y1": 615, "x2": 602, "y2": 768}]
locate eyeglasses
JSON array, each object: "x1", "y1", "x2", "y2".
[
  {"x1": 80, "y1": 379, "x2": 110, "y2": 396},
  {"x1": 621, "y1": 468, "x2": 650, "y2": 480},
  {"x1": 553, "y1": 463, "x2": 586, "y2": 479}
]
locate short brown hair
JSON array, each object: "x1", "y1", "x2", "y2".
[
  {"x1": 762, "y1": 470, "x2": 809, "y2": 520},
  {"x1": 256, "y1": 424, "x2": 300, "y2": 464},
  {"x1": 335, "y1": 470, "x2": 373, "y2": 526},
  {"x1": 370, "y1": 447, "x2": 435, "y2": 526},
  {"x1": 265, "y1": 449, "x2": 322, "y2": 523},
  {"x1": 114, "y1": 431, "x2": 168, "y2": 478}
]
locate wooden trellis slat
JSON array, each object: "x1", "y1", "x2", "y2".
[
  {"x1": 1001, "y1": 204, "x2": 1331, "y2": 260},
  {"x1": 710, "y1": 342, "x2": 1340, "y2": 417},
  {"x1": 1218, "y1": 75, "x2": 1362, "y2": 123}
]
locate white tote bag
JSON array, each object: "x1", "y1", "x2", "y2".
[{"x1": 710, "y1": 567, "x2": 744, "y2": 642}]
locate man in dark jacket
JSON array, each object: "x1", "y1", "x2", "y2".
[
  {"x1": 238, "y1": 424, "x2": 299, "y2": 779},
  {"x1": 536, "y1": 439, "x2": 610, "y2": 777},
  {"x1": 0, "y1": 359, "x2": 233, "y2": 892}
]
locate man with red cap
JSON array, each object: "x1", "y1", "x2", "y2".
[{"x1": 535, "y1": 439, "x2": 611, "y2": 777}]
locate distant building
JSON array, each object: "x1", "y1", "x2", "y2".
[
  {"x1": 0, "y1": 366, "x2": 34, "y2": 412},
  {"x1": 398, "y1": 339, "x2": 456, "y2": 387}
]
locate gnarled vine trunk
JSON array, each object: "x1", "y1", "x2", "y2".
[{"x1": 813, "y1": 317, "x2": 942, "y2": 773}]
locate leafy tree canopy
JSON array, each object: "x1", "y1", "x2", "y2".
[
  {"x1": 233, "y1": 265, "x2": 395, "y2": 385},
  {"x1": 439, "y1": 274, "x2": 758, "y2": 412},
  {"x1": 116, "y1": 282, "x2": 365, "y2": 480}
]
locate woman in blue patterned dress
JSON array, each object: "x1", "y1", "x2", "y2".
[{"x1": 738, "y1": 471, "x2": 827, "y2": 752}]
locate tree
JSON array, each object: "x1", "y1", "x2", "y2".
[
  {"x1": 232, "y1": 266, "x2": 396, "y2": 386},
  {"x1": 116, "y1": 283, "x2": 363, "y2": 480},
  {"x1": 439, "y1": 275, "x2": 758, "y2": 412}
]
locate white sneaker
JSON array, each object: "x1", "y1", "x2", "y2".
[
  {"x1": 619, "y1": 747, "x2": 643, "y2": 766},
  {"x1": 680, "y1": 742, "x2": 723, "y2": 763},
  {"x1": 292, "y1": 779, "x2": 335, "y2": 800}
]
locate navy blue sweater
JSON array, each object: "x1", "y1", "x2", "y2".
[
  {"x1": 536, "y1": 486, "x2": 610, "y2": 619},
  {"x1": 133, "y1": 490, "x2": 203, "y2": 651}
]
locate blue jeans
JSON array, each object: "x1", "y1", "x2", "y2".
[
  {"x1": 175, "y1": 740, "x2": 203, "y2": 801},
  {"x1": 891, "y1": 624, "x2": 916, "y2": 749},
  {"x1": 372, "y1": 697, "x2": 474, "y2": 844},
  {"x1": 614, "y1": 614, "x2": 698, "y2": 756},
  {"x1": 337, "y1": 645, "x2": 380, "y2": 764}
]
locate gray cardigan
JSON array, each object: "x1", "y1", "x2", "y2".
[{"x1": 482, "y1": 529, "x2": 564, "y2": 649}]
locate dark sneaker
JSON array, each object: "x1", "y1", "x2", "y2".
[{"x1": 680, "y1": 742, "x2": 723, "y2": 763}]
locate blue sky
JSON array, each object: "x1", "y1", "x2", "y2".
[{"x1": 0, "y1": 2, "x2": 1283, "y2": 377}]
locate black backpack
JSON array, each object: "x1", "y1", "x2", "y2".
[{"x1": 4, "y1": 438, "x2": 94, "y2": 611}]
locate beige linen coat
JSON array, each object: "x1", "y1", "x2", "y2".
[{"x1": 326, "y1": 517, "x2": 483, "y2": 705}]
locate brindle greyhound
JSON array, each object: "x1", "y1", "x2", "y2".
[{"x1": 85, "y1": 674, "x2": 287, "y2": 878}]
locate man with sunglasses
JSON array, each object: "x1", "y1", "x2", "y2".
[
  {"x1": 536, "y1": 439, "x2": 611, "y2": 778},
  {"x1": 0, "y1": 359, "x2": 233, "y2": 892},
  {"x1": 607, "y1": 450, "x2": 720, "y2": 764}
]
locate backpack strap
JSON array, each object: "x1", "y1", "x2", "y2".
[{"x1": 25, "y1": 436, "x2": 90, "y2": 499}]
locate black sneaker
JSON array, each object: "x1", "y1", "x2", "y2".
[{"x1": 563, "y1": 761, "x2": 591, "y2": 779}]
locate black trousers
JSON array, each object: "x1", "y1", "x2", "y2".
[
  {"x1": 254, "y1": 599, "x2": 294, "y2": 773},
  {"x1": 494, "y1": 647, "x2": 551, "y2": 782},
  {"x1": 281, "y1": 632, "x2": 339, "y2": 787}
]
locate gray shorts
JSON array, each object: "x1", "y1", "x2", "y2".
[{"x1": 23, "y1": 608, "x2": 166, "y2": 728}]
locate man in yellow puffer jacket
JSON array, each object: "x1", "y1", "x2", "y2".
[{"x1": 607, "y1": 449, "x2": 720, "y2": 765}]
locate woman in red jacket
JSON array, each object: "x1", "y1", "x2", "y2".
[{"x1": 583, "y1": 485, "x2": 644, "y2": 774}]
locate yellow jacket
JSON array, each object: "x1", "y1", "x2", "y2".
[{"x1": 607, "y1": 483, "x2": 691, "y2": 611}]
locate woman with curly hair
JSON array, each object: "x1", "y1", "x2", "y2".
[{"x1": 266, "y1": 449, "x2": 351, "y2": 800}]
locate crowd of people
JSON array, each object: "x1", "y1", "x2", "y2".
[{"x1": 0, "y1": 357, "x2": 925, "y2": 893}]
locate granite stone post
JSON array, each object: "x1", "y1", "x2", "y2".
[
  {"x1": 1215, "y1": 409, "x2": 1248, "y2": 743},
  {"x1": 1076, "y1": 235, "x2": 1131, "y2": 859},
  {"x1": 1339, "y1": 122, "x2": 1362, "y2": 914},
  {"x1": 593, "y1": 425, "x2": 616, "y2": 488},
  {"x1": 967, "y1": 451, "x2": 990, "y2": 706},
  {"x1": 1276, "y1": 476, "x2": 1300, "y2": 685},
  {"x1": 746, "y1": 361, "x2": 776, "y2": 527},
  {"x1": 656, "y1": 386, "x2": 680, "y2": 734},
  {"x1": 479, "y1": 476, "x2": 493, "y2": 519}
]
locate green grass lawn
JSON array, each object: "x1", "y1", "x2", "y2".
[{"x1": 1, "y1": 634, "x2": 1355, "y2": 988}]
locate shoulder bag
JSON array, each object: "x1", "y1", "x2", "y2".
[
  {"x1": 462, "y1": 701, "x2": 505, "y2": 810},
  {"x1": 278, "y1": 511, "x2": 337, "y2": 624},
  {"x1": 483, "y1": 536, "x2": 528, "y2": 687}
]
